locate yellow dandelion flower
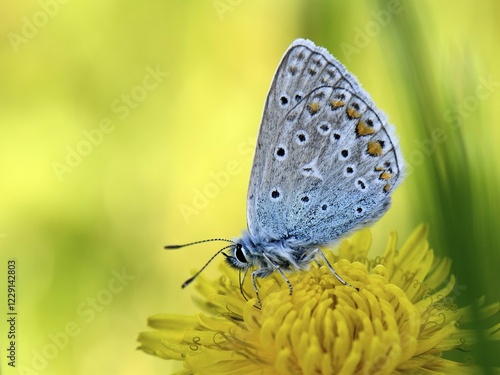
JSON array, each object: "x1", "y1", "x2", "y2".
[{"x1": 138, "y1": 225, "x2": 500, "y2": 374}]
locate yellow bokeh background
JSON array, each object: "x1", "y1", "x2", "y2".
[{"x1": 1, "y1": 1, "x2": 499, "y2": 373}]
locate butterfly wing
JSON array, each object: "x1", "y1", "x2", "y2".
[{"x1": 246, "y1": 39, "x2": 404, "y2": 245}]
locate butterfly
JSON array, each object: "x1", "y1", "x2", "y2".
[{"x1": 167, "y1": 39, "x2": 404, "y2": 307}]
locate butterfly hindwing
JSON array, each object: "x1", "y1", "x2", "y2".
[{"x1": 246, "y1": 39, "x2": 404, "y2": 245}]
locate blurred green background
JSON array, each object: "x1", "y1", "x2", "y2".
[{"x1": 1, "y1": 0, "x2": 499, "y2": 374}]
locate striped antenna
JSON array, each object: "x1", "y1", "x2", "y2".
[
  {"x1": 179, "y1": 244, "x2": 234, "y2": 288},
  {"x1": 165, "y1": 238, "x2": 236, "y2": 288},
  {"x1": 165, "y1": 238, "x2": 234, "y2": 249}
]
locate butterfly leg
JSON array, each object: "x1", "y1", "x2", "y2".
[
  {"x1": 316, "y1": 249, "x2": 359, "y2": 290},
  {"x1": 262, "y1": 253, "x2": 293, "y2": 296},
  {"x1": 251, "y1": 269, "x2": 268, "y2": 309},
  {"x1": 238, "y1": 270, "x2": 250, "y2": 301}
]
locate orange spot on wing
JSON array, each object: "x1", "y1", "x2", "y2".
[
  {"x1": 383, "y1": 183, "x2": 391, "y2": 192},
  {"x1": 347, "y1": 107, "x2": 361, "y2": 119},
  {"x1": 356, "y1": 120, "x2": 376, "y2": 136},
  {"x1": 329, "y1": 100, "x2": 345, "y2": 110},
  {"x1": 380, "y1": 171, "x2": 392, "y2": 180},
  {"x1": 367, "y1": 141, "x2": 383, "y2": 157},
  {"x1": 307, "y1": 102, "x2": 320, "y2": 115}
]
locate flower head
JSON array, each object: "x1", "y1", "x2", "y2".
[{"x1": 138, "y1": 225, "x2": 500, "y2": 374}]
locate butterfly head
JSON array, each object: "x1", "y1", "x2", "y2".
[{"x1": 224, "y1": 243, "x2": 254, "y2": 271}]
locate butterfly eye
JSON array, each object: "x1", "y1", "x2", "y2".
[{"x1": 235, "y1": 244, "x2": 247, "y2": 263}]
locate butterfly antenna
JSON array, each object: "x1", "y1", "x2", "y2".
[
  {"x1": 179, "y1": 244, "x2": 235, "y2": 288},
  {"x1": 164, "y1": 238, "x2": 234, "y2": 249}
]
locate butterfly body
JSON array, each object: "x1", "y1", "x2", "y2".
[{"x1": 227, "y1": 231, "x2": 316, "y2": 276}]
